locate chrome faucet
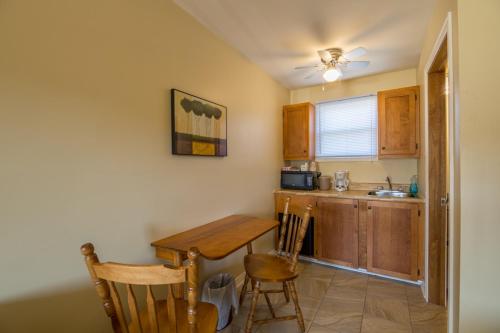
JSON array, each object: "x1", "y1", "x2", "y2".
[{"x1": 386, "y1": 176, "x2": 393, "y2": 191}]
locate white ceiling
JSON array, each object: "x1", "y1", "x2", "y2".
[{"x1": 174, "y1": 0, "x2": 436, "y2": 89}]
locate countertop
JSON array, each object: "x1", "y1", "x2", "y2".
[{"x1": 273, "y1": 188, "x2": 425, "y2": 204}]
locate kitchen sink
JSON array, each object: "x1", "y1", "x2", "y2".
[{"x1": 368, "y1": 190, "x2": 412, "y2": 198}]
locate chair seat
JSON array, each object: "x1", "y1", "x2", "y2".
[
  {"x1": 130, "y1": 299, "x2": 218, "y2": 333},
  {"x1": 244, "y1": 254, "x2": 298, "y2": 283}
]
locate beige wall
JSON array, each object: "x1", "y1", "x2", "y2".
[
  {"x1": 457, "y1": 0, "x2": 500, "y2": 331},
  {"x1": 0, "y1": 0, "x2": 288, "y2": 332},
  {"x1": 290, "y1": 68, "x2": 418, "y2": 184}
]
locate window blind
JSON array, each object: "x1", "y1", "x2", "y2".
[{"x1": 315, "y1": 95, "x2": 377, "y2": 158}]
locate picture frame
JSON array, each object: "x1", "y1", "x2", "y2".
[{"x1": 171, "y1": 89, "x2": 227, "y2": 157}]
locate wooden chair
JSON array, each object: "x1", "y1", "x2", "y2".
[
  {"x1": 240, "y1": 198, "x2": 312, "y2": 333},
  {"x1": 81, "y1": 243, "x2": 218, "y2": 333}
]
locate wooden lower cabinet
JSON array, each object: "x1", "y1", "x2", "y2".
[
  {"x1": 366, "y1": 201, "x2": 419, "y2": 280},
  {"x1": 316, "y1": 198, "x2": 359, "y2": 268},
  {"x1": 274, "y1": 193, "x2": 423, "y2": 281}
]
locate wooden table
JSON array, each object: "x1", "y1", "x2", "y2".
[{"x1": 151, "y1": 215, "x2": 278, "y2": 297}]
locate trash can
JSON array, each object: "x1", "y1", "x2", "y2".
[{"x1": 201, "y1": 273, "x2": 239, "y2": 331}]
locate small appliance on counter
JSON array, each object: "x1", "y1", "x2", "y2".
[
  {"x1": 318, "y1": 176, "x2": 332, "y2": 191},
  {"x1": 281, "y1": 170, "x2": 321, "y2": 191},
  {"x1": 334, "y1": 170, "x2": 350, "y2": 192}
]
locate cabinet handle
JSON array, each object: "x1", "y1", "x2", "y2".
[
  {"x1": 381, "y1": 147, "x2": 386, "y2": 150},
  {"x1": 368, "y1": 206, "x2": 372, "y2": 210},
  {"x1": 303, "y1": 150, "x2": 307, "y2": 153},
  {"x1": 354, "y1": 204, "x2": 358, "y2": 208}
]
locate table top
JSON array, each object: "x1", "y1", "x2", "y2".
[{"x1": 151, "y1": 215, "x2": 279, "y2": 260}]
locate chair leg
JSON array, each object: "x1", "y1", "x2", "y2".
[
  {"x1": 288, "y1": 281, "x2": 305, "y2": 333},
  {"x1": 263, "y1": 292, "x2": 276, "y2": 318},
  {"x1": 283, "y1": 281, "x2": 290, "y2": 303},
  {"x1": 245, "y1": 280, "x2": 260, "y2": 333},
  {"x1": 239, "y1": 274, "x2": 249, "y2": 307}
]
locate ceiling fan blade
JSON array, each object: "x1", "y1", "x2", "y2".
[
  {"x1": 343, "y1": 47, "x2": 367, "y2": 59},
  {"x1": 317, "y1": 50, "x2": 332, "y2": 62},
  {"x1": 294, "y1": 64, "x2": 320, "y2": 70},
  {"x1": 343, "y1": 61, "x2": 370, "y2": 70},
  {"x1": 304, "y1": 69, "x2": 323, "y2": 79}
]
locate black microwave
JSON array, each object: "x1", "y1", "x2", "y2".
[{"x1": 280, "y1": 171, "x2": 321, "y2": 190}]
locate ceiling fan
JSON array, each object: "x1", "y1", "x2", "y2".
[{"x1": 295, "y1": 47, "x2": 370, "y2": 82}]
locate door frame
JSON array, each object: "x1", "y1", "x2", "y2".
[{"x1": 423, "y1": 12, "x2": 459, "y2": 333}]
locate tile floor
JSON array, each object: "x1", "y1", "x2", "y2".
[{"x1": 230, "y1": 261, "x2": 447, "y2": 333}]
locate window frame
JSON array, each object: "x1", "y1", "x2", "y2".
[{"x1": 314, "y1": 94, "x2": 379, "y2": 162}]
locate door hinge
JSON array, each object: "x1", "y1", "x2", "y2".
[
  {"x1": 416, "y1": 143, "x2": 419, "y2": 149},
  {"x1": 418, "y1": 210, "x2": 421, "y2": 217},
  {"x1": 417, "y1": 268, "x2": 420, "y2": 275}
]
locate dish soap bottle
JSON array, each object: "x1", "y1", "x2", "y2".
[{"x1": 409, "y1": 175, "x2": 418, "y2": 196}]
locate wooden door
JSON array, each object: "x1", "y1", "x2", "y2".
[
  {"x1": 367, "y1": 201, "x2": 419, "y2": 280},
  {"x1": 378, "y1": 86, "x2": 420, "y2": 158},
  {"x1": 316, "y1": 198, "x2": 359, "y2": 268},
  {"x1": 428, "y1": 60, "x2": 448, "y2": 305},
  {"x1": 283, "y1": 103, "x2": 314, "y2": 160}
]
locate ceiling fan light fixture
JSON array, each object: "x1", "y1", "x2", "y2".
[{"x1": 323, "y1": 68, "x2": 341, "y2": 82}]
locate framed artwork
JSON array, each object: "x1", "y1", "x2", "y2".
[{"x1": 171, "y1": 89, "x2": 227, "y2": 157}]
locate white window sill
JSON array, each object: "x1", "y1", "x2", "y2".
[{"x1": 315, "y1": 156, "x2": 379, "y2": 162}]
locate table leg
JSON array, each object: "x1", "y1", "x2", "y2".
[
  {"x1": 155, "y1": 248, "x2": 185, "y2": 298},
  {"x1": 172, "y1": 251, "x2": 184, "y2": 298},
  {"x1": 246, "y1": 242, "x2": 253, "y2": 255},
  {"x1": 246, "y1": 243, "x2": 254, "y2": 291}
]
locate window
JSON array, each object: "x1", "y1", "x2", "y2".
[{"x1": 315, "y1": 95, "x2": 377, "y2": 159}]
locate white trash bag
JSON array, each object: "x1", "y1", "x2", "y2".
[{"x1": 201, "y1": 273, "x2": 239, "y2": 330}]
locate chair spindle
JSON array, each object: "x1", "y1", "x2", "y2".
[
  {"x1": 146, "y1": 285, "x2": 159, "y2": 333},
  {"x1": 109, "y1": 281, "x2": 129, "y2": 332},
  {"x1": 126, "y1": 284, "x2": 143, "y2": 333}
]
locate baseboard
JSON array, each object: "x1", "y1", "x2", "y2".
[{"x1": 299, "y1": 255, "x2": 423, "y2": 286}]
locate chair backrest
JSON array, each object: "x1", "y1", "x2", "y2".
[
  {"x1": 276, "y1": 197, "x2": 312, "y2": 272},
  {"x1": 81, "y1": 243, "x2": 199, "y2": 333}
]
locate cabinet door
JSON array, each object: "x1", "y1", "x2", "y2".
[
  {"x1": 367, "y1": 201, "x2": 418, "y2": 280},
  {"x1": 283, "y1": 103, "x2": 314, "y2": 160},
  {"x1": 317, "y1": 198, "x2": 359, "y2": 268},
  {"x1": 378, "y1": 86, "x2": 420, "y2": 158}
]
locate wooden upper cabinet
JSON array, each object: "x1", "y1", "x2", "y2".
[
  {"x1": 366, "y1": 201, "x2": 419, "y2": 280},
  {"x1": 378, "y1": 86, "x2": 420, "y2": 158},
  {"x1": 283, "y1": 103, "x2": 315, "y2": 160},
  {"x1": 316, "y1": 198, "x2": 359, "y2": 268}
]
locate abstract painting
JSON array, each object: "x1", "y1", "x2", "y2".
[{"x1": 171, "y1": 89, "x2": 227, "y2": 156}]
